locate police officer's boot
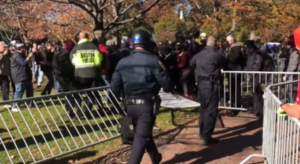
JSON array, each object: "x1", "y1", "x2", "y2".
[{"x1": 149, "y1": 152, "x2": 162, "y2": 164}]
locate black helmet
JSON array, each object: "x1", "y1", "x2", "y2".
[
  {"x1": 190, "y1": 27, "x2": 200, "y2": 38},
  {"x1": 132, "y1": 30, "x2": 153, "y2": 48}
]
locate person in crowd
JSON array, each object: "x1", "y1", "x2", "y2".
[
  {"x1": 9, "y1": 41, "x2": 17, "y2": 95},
  {"x1": 70, "y1": 31, "x2": 103, "y2": 118},
  {"x1": 283, "y1": 37, "x2": 299, "y2": 101},
  {"x1": 187, "y1": 28, "x2": 201, "y2": 58},
  {"x1": 119, "y1": 37, "x2": 132, "y2": 57},
  {"x1": 11, "y1": 43, "x2": 34, "y2": 112},
  {"x1": 254, "y1": 36, "x2": 263, "y2": 50},
  {"x1": 280, "y1": 40, "x2": 294, "y2": 71},
  {"x1": 97, "y1": 37, "x2": 110, "y2": 88},
  {"x1": 31, "y1": 43, "x2": 40, "y2": 83},
  {"x1": 53, "y1": 41, "x2": 63, "y2": 92},
  {"x1": 225, "y1": 35, "x2": 244, "y2": 116},
  {"x1": 244, "y1": 40, "x2": 264, "y2": 116},
  {"x1": 0, "y1": 41, "x2": 12, "y2": 107},
  {"x1": 38, "y1": 43, "x2": 54, "y2": 95},
  {"x1": 52, "y1": 40, "x2": 76, "y2": 117},
  {"x1": 160, "y1": 45, "x2": 177, "y2": 76},
  {"x1": 199, "y1": 32, "x2": 207, "y2": 50},
  {"x1": 110, "y1": 30, "x2": 172, "y2": 164},
  {"x1": 190, "y1": 35, "x2": 228, "y2": 144},
  {"x1": 217, "y1": 41, "x2": 226, "y2": 57},
  {"x1": 175, "y1": 42, "x2": 194, "y2": 98},
  {"x1": 107, "y1": 40, "x2": 123, "y2": 81},
  {"x1": 37, "y1": 43, "x2": 45, "y2": 87}
]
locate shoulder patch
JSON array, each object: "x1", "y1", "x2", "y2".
[{"x1": 158, "y1": 60, "x2": 166, "y2": 70}]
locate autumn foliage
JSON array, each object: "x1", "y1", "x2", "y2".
[{"x1": 0, "y1": 0, "x2": 300, "y2": 42}]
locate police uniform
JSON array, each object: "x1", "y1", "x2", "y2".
[
  {"x1": 110, "y1": 30, "x2": 172, "y2": 164},
  {"x1": 70, "y1": 38, "x2": 103, "y2": 117},
  {"x1": 190, "y1": 46, "x2": 228, "y2": 144}
]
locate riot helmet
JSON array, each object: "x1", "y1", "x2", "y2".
[{"x1": 132, "y1": 30, "x2": 153, "y2": 49}]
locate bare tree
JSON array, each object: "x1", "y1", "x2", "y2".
[{"x1": 47, "y1": 0, "x2": 161, "y2": 38}]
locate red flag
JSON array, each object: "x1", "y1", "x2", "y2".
[{"x1": 293, "y1": 26, "x2": 300, "y2": 48}]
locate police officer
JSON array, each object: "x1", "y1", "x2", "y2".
[
  {"x1": 70, "y1": 31, "x2": 103, "y2": 118},
  {"x1": 110, "y1": 30, "x2": 173, "y2": 164},
  {"x1": 190, "y1": 36, "x2": 228, "y2": 145}
]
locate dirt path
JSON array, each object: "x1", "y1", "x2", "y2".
[{"x1": 141, "y1": 113, "x2": 264, "y2": 164}]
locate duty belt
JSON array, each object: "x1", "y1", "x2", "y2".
[{"x1": 125, "y1": 99, "x2": 154, "y2": 105}]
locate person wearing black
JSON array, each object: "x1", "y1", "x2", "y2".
[
  {"x1": 52, "y1": 40, "x2": 76, "y2": 117},
  {"x1": 119, "y1": 38, "x2": 132, "y2": 58},
  {"x1": 0, "y1": 41, "x2": 11, "y2": 104},
  {"x1": 280, "y1": 41, "x2": 294, "y2": 72},
  {"x1": 190, "y1": 36, "x2": 229, "y2": 144},
  {"x1": 225, "y1": 35, "x2": 244, "y2": 116},
  {"x1": 160, "y1": 45, "x2": 177, "y2": 81},
  {"x1": 110, "y1": 30, "x2": 173, "y2": 164},
  {"x1": 188, "y1": 28, "x2": 202, "y2": 58},
  {"x1": 38, "y1": 43, "x2": 54, "y2": 95},
  {"x1": 244, "y1": 40, "x2": 264, "y2": 116}
]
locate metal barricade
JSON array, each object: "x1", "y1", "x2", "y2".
[
  {"x1": 0, "y1": 86, "x2": 125, "y2": 164},
  {"x1": 220, "y1": 71, "x2": 300, "y2": 111},
  {"x1": 240, "y1": 80, "x2": 300, "y2": 164}
]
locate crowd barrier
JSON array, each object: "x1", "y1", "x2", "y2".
[
  {"x1": 219, "y1": 71, "x2": 300, "y2": 111},
  {"x1": 0, "y1": 86, "x2": 125, "y2": 164},
  {"x1": 240, "y1": 80, "x2": 300, "y2": 164},
  {"x1": 1, "y1": 70, "x2": 300, "y2": 164}
]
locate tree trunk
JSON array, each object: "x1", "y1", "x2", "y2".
[
  {"x1": 112, "y1": 29, "x2": 121, "y2": 48},
  {"x1": 93, "y1": 30, "x2": 104, "y2": 41}
]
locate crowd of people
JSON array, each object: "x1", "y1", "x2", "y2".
[
  {"x1": 0, "y1": 28, "x2": 299, "y2": 116},
  {"x1": 1, "y1": 26, "x2": 300, "y2": 164}
]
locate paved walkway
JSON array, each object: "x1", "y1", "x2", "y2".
[{"x1": 142, "y1": 113, "x2": 263, "y2": 164}]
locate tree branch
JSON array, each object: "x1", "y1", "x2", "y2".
[{"x1": 107, "y1": 0, "x2": 160, "y2": 29}]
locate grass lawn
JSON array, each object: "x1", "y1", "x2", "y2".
[{"x1": 0, "y1": 81, "x2": 199, "y2": 164}]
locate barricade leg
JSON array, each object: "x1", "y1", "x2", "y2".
[{"x1": 239, "y1": 154, "x2": 266, "y2": 164}]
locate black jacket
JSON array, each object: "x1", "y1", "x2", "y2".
[
  {"x1": 52, "y1": 49, "x2": 74, "y2": 78},
  {"x1": 11, "y1": 51, "x2": 32, "y2": 83},
  {"x1": 245, "y1": 49, "x2": 263, "y2": 71},
  {"x1": 107, "y1": 47, "x2": 124, "y2": 79},
  {"x1": 188, "y1": 42, "x2": 201, "y2": 58},
  {"x1": 190, "y1": 46, "x2": 229, "y2": 79},
  {"x1": 110, "y1": 49, "x2": 173, "y2": 97},
  {"x1": 227, "y1": 42, "x2": 244, "y2": 70},
  {"x1": 38, "y1": 48, "x2": 54, "y2": 71}
]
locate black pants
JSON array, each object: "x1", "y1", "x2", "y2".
[
  {"x1": 228, "y1": 74, "x2": 242, "y2": 116},
  {"x1": 127, "y1": 104, "x2": 159, "y2": 164},
  {"x1": 180, "y1": 69, "x2": 193, "y2": 96},
  {"x1": 71, "y1": 78, "x2": 96, "y2": 117},
  {"x1": 57, "y1": 76, "x2": 74, "y2": 115},
  {"x1": 41, "y1": 69, "x2": 54, "y2": 95},
  {"x1": 0, "y1": 75, "x2": 10, "y2": 101},
  {"x1": 228, "y1": 74, "x2": 242, "y2": 107},
  {"x1": 198, "y1": 81, "x2": 219, "y2": 141},
  {"x1": 252, "y1": 76, "x2": 263, "y2": 113}
]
